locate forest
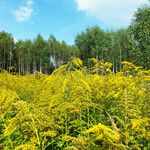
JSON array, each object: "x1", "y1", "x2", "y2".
[
  {"x1": 0, "y1": 4, "x2": 150, "y2": 150},
  {"x1": 0, "y1": 6, "x2": 149, "y2": 74}
]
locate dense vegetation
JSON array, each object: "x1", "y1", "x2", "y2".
[
  {"x1": 0, "y1": 4, "x2": 150, "y2": 150},
  {"x1": 0, "y1": 6, "x2": 149, "y2": 74},
  {"x1": 0, "y1": 58, "x2": 150, "y2": 149}
]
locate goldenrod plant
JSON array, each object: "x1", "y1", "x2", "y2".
[{"x1": 0, "y1": 58, "x2": 149, "y2": 149}]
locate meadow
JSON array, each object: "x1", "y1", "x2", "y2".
[{"x1": 0, "y1": 58, "x2": 150, "y2": 150}]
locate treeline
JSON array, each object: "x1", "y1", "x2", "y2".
[
  {"x1": 75, "y1": 5, "x2": 150, "y2": 70},
  {"x1": 0, "y1": 33, "x2": 79, "y2": 74},
  {"x1": 0, "y1": 5, "x2": 149, "y2": 74}
]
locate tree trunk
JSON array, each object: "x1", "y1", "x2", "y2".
[
  {"x1": 119, "y1": 49, "x2": 122, "y2": 71},
  {"x1": 115, "y1": 59, "x2": 118, "y2": 73},
  {"x1": 40, "y1": 58, "x2": 42, "y2": 73},
  {"x1": 18, "y1": 53, "x2": 21, "y2": 74},
  {"x1": 9, "y1": 42, "x2": 12, "y2": 67},
  {"x1": 3, "y1": 43, "x2": 6, "y2": 70},
  {"x1": 33, "y1": 55, "x2": 36, "y2": 73},
  {"x1": 113, "y1": 59, "x2": 115, "y2": 73}
]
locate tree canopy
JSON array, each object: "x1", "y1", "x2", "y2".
[{"x1": 0, "y1": 5, "x2": 149, "y2": 74}]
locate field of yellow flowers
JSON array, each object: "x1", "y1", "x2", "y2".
[{"x1": 0, "y1": 58, "x2": 150, "y2": 150}]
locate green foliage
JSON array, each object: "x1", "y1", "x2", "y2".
[
  {"x1": 75, "y1": 26, "x2": 109, "y2": 66},
  {"x1": 0, "y1": 58, "x2": 149, "y2": 149},
  {"x1": 129, "y1": 5, "x2": 150, "y2": 69},
  {"x1": 0, "y1": 5, "x2": 149, "y2": 74},
  {"x1": 0, "y1": 31, "x2": 14, "y2": 70}
]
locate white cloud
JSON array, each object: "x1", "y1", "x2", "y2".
[
  {"x1": 75, "y1": 0, "x2": 148, "y2": 27},
  {"x1": 13, "y1": 0, "x2": 33, "y2": 22}
]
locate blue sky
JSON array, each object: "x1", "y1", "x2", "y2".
[{"x1": 0, "y1": 0, "x2": 149, "y2": 44}]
